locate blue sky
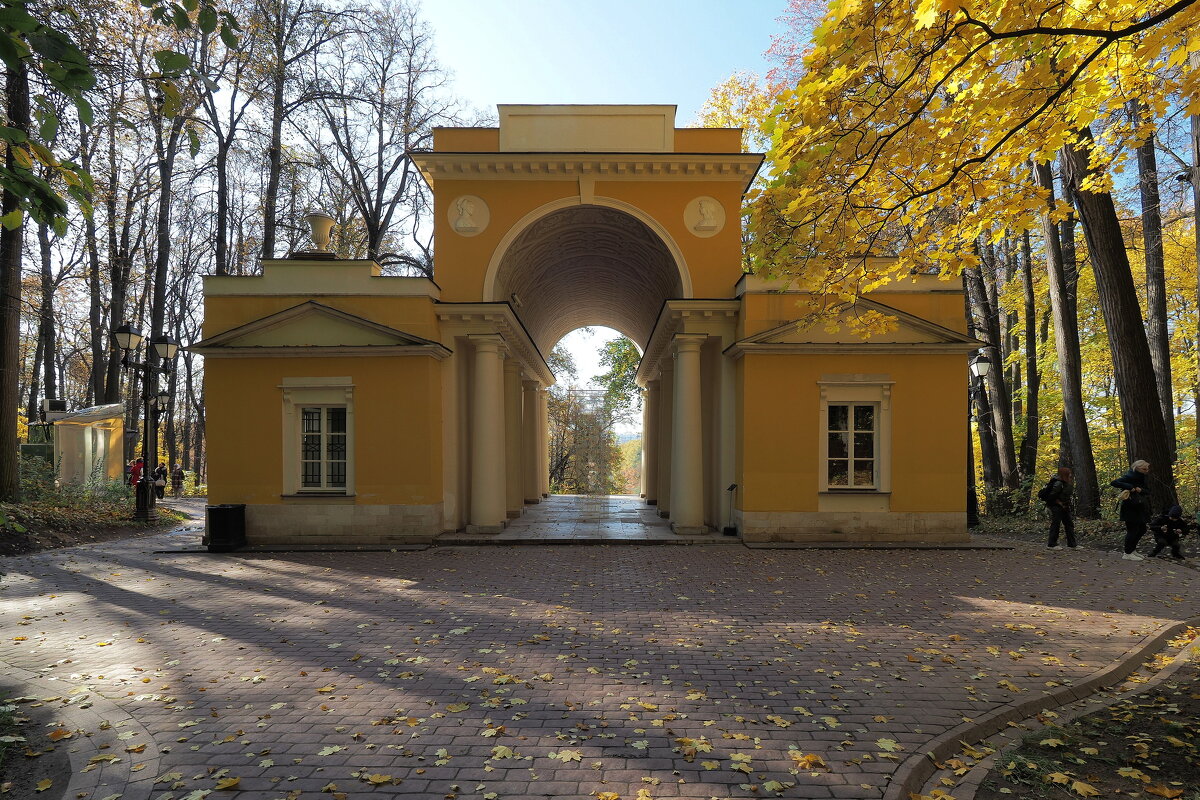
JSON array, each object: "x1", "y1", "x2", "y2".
[
  {"x1": 421, "y1": 0, "x2": 790, "y2": 387},
  {"x1": 423, "y1": 0, "x2": 788, "y2": 126}
]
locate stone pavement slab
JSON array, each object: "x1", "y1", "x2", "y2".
[{"x1": 2, "y1": 529, "x2": 1199, "y2": 800}]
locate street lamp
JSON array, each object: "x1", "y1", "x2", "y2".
[
  {"x1": 970, "y1": 354, "x2": 992, "y2": 378},
  {"x1": 113, "y1": 324, "x2": 179, "y2": 521},
  {"x1": 966, "y1": 352, "x2": 992, "y2": 527}
]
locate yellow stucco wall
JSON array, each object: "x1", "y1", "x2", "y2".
[
  {"x1": 739, "y1": 353, "x2": 966, "y2": 513},
  {"x1": 206, "y1": 356, "x2": 442, "y2": 506},
  {"x1": 431, "y1": 178, "x2": 745, "y2": 303}
]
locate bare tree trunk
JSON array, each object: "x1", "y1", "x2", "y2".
[
  {"x1": 1033, "y1": 161, "x2": 1100, "y2": 516},
  {"x1": 964, "y1": 261, "x2": 1019, "y2": 508},
  {"x1": 1017, "y1": 229, "x2": 1039, "y2": 506},
  {"x1": 1062, "y1": 131, "x2": 1178, "y2": 510},
  {"x1": 0, "y1": 61, "x2": 29, "y2": 500},
  {"x1": 1128, "y1": 99, "x2": 1176, "y2": 460},
  {"x1": 36, "y1": 223, "x2": 57, "y2": 402},
  {"x1": 25, "y1": 334, "x2": 42, "y2": 427}
]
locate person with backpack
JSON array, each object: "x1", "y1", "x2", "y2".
[
  {"x1": 1040, "y1": 466, "x2": 1076, "y2": 550},
  {"x1": 1111, "y1": 459, "x2": 1153, "y2": 561},
  {"x1": 1147, "y1": 505, "x2": 1189, "y2": 560}
]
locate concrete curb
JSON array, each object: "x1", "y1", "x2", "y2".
[
  {"x1": 883, "y1": 615, "x2": 1200, "y2": 800},
  {"x1": 2, "y1": 661, "x2": 163, "y2": 800}
]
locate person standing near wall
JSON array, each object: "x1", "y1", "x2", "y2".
[{"x1": 1112, "y1": 459, "x2": 1152, "y2": 561}]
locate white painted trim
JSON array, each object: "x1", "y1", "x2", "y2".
[
  {"x1": 481, "y1": 196, "x2": 693, "y2": 304},
  {"x1": 817, "y1": 379, "x2": 893, "y2": 495},
  {"x1": 281, "y1": 380, "x2": 355, "y2": 497},
  {"x1": 197, "y1": 345, "x2": 451, "y2": 359}
]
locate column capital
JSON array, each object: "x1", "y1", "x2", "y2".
[
  {"x1": 503, "y1": 357, "x2": 522, "y2": 374},
  {"x1": 673, "y1": 333, "x2": 706, "y2": 355},
  {"x1": 469, "y1": 334, "x2": 505, "y2": 355},
  {"x1": 521, "y1": 378, "x2": 540, "y2": 390}
]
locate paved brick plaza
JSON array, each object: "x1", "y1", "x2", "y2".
[{"x1": 2, "y1": 529, "x2": 1199, "y2": 800}]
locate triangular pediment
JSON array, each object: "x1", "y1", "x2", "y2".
[
  {"x1": 727, "y1": 297, "x2": 983, "y2": 358},
  {"x1": 193, "y1": 301, "x2": 445, "y2": 351},
  {"x1": 745, "y1": 297, "x2": 978, "y2": 346}
]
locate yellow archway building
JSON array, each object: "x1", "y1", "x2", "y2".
[{"x1": 197, "y1": 105, "x2": 981, "y2": 545}]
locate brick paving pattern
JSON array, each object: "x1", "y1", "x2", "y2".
[{"x1": 2, "y1": 524, "x2": 1199, "y2": 800}]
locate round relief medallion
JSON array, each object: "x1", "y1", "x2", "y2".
[
  {"x1": 448, "y1": 195, "x2": 489, "y2": 237},
  {"x1": 684, "y1": 196, "x2": 725, "y2": 238}
]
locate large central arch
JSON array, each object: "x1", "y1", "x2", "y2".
[{"x1": 488, "y1": 202, "x2": 688, "y2": 353}]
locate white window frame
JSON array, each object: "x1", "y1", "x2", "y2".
[
  {"x1": 281, "y1": 377, "x2": 355, "y2": 495},
  {"x1": 818, "y1": 377, "x2": 893, "y2": 493}
]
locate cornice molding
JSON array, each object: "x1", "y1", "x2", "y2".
[
  {"x1": 194, "y1": 344, "x2": 451, "y2": 359},
  {"x1": 635, "y1": 300, "x2": 740, "y2": 385},
  {"x1": 724, "y1": 341, "x2": 983, "y2": 359},
  {"x1": 410, "y1": 152, "x2": 763, "y2": 189},
  {"x1": 436, "y1": 303, "x2": 555, "y2": 386}
]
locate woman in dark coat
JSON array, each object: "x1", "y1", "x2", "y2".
[{"x1": 1111, "y1": 459, "x2": 1152, "y2": 560}]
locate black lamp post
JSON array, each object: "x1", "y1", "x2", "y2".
[
  {"x1": 113, "y1": 323, "x2": 179, "y2": 521},
  {"x1": 966, "y1": 353, "x2": 992, "y2": 527}
]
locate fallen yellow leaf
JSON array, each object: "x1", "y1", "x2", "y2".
[
  {"x1": 34, "y1": 779, "x2": 52, "y2": 793},
  {"x1": 1071, "y1": 780, "x2": 1100, "y2": 798},
  {"x1": 215, "y1": 777, "x2": 240, "y2": 790}
]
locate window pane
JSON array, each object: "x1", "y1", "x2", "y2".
[
  {"x1": 854, "y1": 460, "x2": 875, "y2": 486},
  {"x1": 853, "y1": 405, "x2": 875, "y2": 431},
  {"x1": 828, "y1": 459, "x2": 849, "y2": 486},
  {"x1": 328, "y1": 461, "x2": 346, "y2": 487},
  {"x1": 327, "y1": 434, "x2": 346, "y2": 460},
  {"x1": 302, "y1": 408, "x2": 322, "y2": 433},
  {"x1": 302, "y1": 434, "x2": 321, "y2": 459},
  {"x1": 828, "y1": 405, "x2": 848, "y2": 431},
  {"x1": 828, "y1": 432, "x2": 849, "y2": 459},
  {"x1": 302, "y1": 462, "x2": 321, "y2": 487},
  {"x1": 327, "y1": 407, "x2": 346, "y2": 434},
  {"x1": 853, "y1": 433, "x2": 875, "y2": 458}
]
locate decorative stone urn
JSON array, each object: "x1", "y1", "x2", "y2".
[{"x1": 303, "y1": 211, "x2": 336, "y2": 253}]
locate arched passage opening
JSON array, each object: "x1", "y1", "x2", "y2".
[
  {"x1": 491, "y1": 205, "x2": 685, "y2": 354},
  {"x1": 547, "y1": 327, "x2": 644, "y2": 497}
]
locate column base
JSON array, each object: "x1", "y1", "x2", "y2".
[
  {"x1": 658, "y1": 509, "x2": 670, "y2": 518},
  {"x1": 524, "y1": 497, "x2": 542, "y2": 505},
  {"x1": 506, "y1": 510, "x2": 522, "y2": 519},
  {"x1": 645, "y1": 498, "x2": 657, "y2": 506},
  {"x1": 465, "y1": 523, "x2": 506, "y2": 534},
  {"x1": 541, "y1": 492, "x2": 550, "y2": 498},
  {"x1": 671, "y1": 523, "x2": 711, "y2": 536}
]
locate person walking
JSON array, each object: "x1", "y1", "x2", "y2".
[
  {"x1": 129, "y1": 457, "x2": 144, "y2": 487},
  {"x1": 1147, "y1": 505, "x2": 1189, "y2": 560},
  {"x1": 1043, "y1": 466, "x2": 1076, "y2": 549},
  {"x1": 153, "y1": 464, "x2": 168, "y2": 500},
  {"x1": 1111, "y1": 459, "x2": 1153, "y2": 560},
  {"x1": 170, "y1": 464, "x2": 185, "y2": 499}
]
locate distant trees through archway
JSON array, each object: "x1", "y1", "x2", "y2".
[{"x1": 547, "y1": 328, "x2": 642, "y2": 496}]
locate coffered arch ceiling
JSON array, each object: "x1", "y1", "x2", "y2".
[{"x1": 493, "y1": 206, "x2": 683, "y2": 355}]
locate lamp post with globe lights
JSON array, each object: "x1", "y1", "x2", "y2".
[
  {"x1": 966, "y1": 353, "x2": 992, "y2": 526},
  {"x1": 113, "y1": 323, "x2": 179, "y2": 521}
]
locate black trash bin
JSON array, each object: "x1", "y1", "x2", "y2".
[{"x1": 205, "y1": 504, "x2": 246, "y2": 552}]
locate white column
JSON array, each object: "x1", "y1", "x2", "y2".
[
  {"x1": 656, "y1": 361, "x2": 673, "y2": 517},
  {"x1": 522, "y1": 379, "x2": 541, "y2": 503},
  {"x1": 504, "y1": 359, "x2": 523, "y2": 518},
  {"x1": 642, "y1": 381, "x2": 659, "y2": 505},
  {"x1": 538, "y1": 388, "x2": 550, "y2": 497},
  {"x1": 670, "y1": 334, "x2": 706, "y2": 533},
  {"x1": 468, "y1": 335, "x2": 506, "y2": 532}
]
